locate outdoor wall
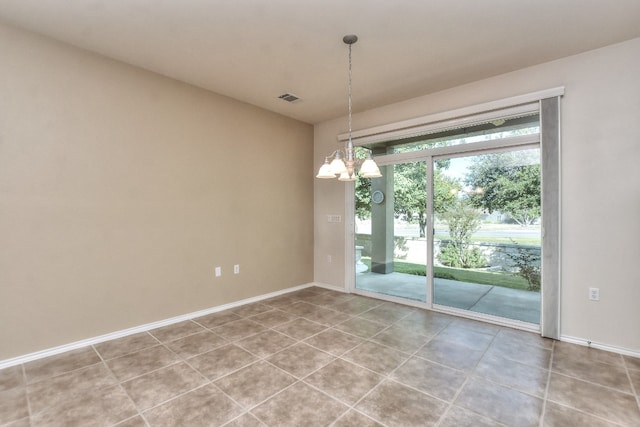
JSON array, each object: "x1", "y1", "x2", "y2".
[
  {"x1": 0, "y1": 23, "x2": 314, "y2": 360},
  {"x1": 315, "y1": 37, "x2": 640, "y2": 354}
]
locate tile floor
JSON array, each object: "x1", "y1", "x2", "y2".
[{"x1": 1, "y1": 286, "x2": 639, "y2": 426}]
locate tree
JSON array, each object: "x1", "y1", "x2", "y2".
[
  {"x1": 355, "y1": 174, "x2": 372, "y2": 220},
  {"x1": 393, "y1": 161, "x2": 459, "y2": 237},
  {"x1": 355, "y1": 159, "x2": 459, "y2": 238},
  {"x1": 438, "y1": 197, "x2": 486, "y2": 268},
  {"x1": 465, "y1": 151, "x2": 540, "y2": 226}
]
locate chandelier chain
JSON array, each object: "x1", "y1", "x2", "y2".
[{"x1": 348, "y1": 42, "x2": 353, "y2": 142}]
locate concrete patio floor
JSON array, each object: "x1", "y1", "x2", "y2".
[{"x1": 356, "y1": 272, "x2": 540, "y2": 324}]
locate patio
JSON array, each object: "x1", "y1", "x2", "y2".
[{"x1": 356, "y1": 272, "x2": 541, "y2": 324}]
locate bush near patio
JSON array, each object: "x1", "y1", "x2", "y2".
[{"x1": 360, "y1": 257, "x2": 531, "y2": 291}]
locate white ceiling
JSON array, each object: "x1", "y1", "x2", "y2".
[{"x1": 1, "y1": 1, "x2": 639, "y2": 124}]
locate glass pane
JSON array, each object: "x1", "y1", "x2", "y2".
[
  {"x1": 367, "y1": 113, "x2": 539, "y2": 155},
  {"x1": 433, "y1": 148, "x2": 541, "y2": 324},
  {"x1": 355, "y1": 161, "x2": 427, "y2": 302}
]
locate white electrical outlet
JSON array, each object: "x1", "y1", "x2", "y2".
[
  {"x1": 589, "y1": 287, "x2": 599, "y2": 301},
  {"x1": 327, "y1": 255, "x2": 332, "y2": 264},
  {"x1": 234, "y1": 264, "x2": 240, "y2": 274},
  {"x1": 215, "y1": 267, "x2": 221, "y2": 277}
]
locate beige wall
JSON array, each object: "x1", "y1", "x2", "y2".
[
  {"x1": 0, "y1": 23, "x2": 314, "y2": 360},
  {"x1": 315, "y1": 38, "x2": 640, "y2": 353}
]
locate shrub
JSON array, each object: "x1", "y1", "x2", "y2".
[
  {"x1": 504, "y1": 242, "x2": 541, "y2": 291},
  {"x1": 438, "y1": 242, "x2": 488, "y2": 268}
]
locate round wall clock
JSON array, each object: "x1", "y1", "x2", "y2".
[{"x1": 371, "y1": 190, "x2": 385, "y2": 204}]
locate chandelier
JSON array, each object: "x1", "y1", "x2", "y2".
[{"x1": 316, "y1": 35, "x2": 382, "y2": 181}]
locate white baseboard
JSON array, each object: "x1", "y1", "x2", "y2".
[
  {"x1": 560, "y1": 335, "x2": 640, "y2": 359},
  {"x1": 0, "y1": 282, "x2": 314, "y2": 370},
  {"x1": 310, "y1": 282, "x2": 348, "y2": 293}
]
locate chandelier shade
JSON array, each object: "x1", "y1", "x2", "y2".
[{"x1": 316, "y1": 35, "x2": 382, "y2": 181}]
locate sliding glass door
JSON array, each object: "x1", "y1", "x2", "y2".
[
  {"x1": 351, "y1": 107, "x2": 548, "y2": 327},
  {"x1": 432, "y1": 149, "x2": 541, "y2": 324},
  {"x1": 354, "y1": 162, "x2": 428, "y2": 302}
]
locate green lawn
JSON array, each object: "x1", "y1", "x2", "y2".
[
  {"x1": 361, "y1": 257, "x2": 532, "y2": 291},
  {"x1": 434, "y1": 233, "x2": 541, "y2": 246}
]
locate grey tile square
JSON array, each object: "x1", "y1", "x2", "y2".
[
  {"x1": 148, "y1": 320, "x2": 205, "y2": 342},
  {"x1": 3, "y1": 417, "x2": 30, "y2": 427},
  {"x1": 554, "y1": 341, "x2": 624, "y2": 366},
  {"x1": 475, "y1": 351, "x2": 548, "y2": 397},
  {"x1": 543, "y1": 401, "x2": 614, "y2": 427},
  {"x1": 121, "y1": 362, "x2": 206, "y2": 410},
  {"x1": 391, "y1": 356, "x2": 466, "y2": 401},
  {"x1": 302, "y1": 292, "x2": 344, "y2": 307},
  {"x1": 188, "y1": 344, "x2": 257, "y2": 381},
  {"x1": 417, "y1": 338, "x2": 485, "y2": 371},
  {"x1": 262, "y1": 294, "x2": 298, "y2": 308},
  {"x1": 547, "y1": 372, "x2": 640, "y2": 426},
  {"x1": 305, "y1": 359, "x2": 382, "y2": 405},
  {"x1": 321, "y1": 292, "x2": 357, "y2": 304},
  {"x1": 302, "y1": 307, "x2": 351, "y2": 326},
  {"x1": 215, "y1": 361, "x2": 295, "y2": 408},
  {"x1": 114, "y1": 416, "x2": 148, "y2": 427},
  {"x1": 267, "y1": 343, "x2": 334, "y2": 378},
  {"x1": 194, "y1": 310, "x2": 242, "y2": 329},
  {"x1": 332, "y1": 296, "x2": 383, "y2": 315},
  {"x1": 278, "y1": 301, "x2": 322, "y2": 317},
  {"x1": 232, "y1": 302, "x2": 273, "y2": 318},
  {"x1": 629, "y1": 369, "x2": 640, "y2": 395},
  {"x1": 247, "y1": 309, "x2": 296, "y2": 328},
  {"x1": 273, "y1": 318, "x2": 327, "y2": 340},
  {"x1": 624, "y1": 355, "x2": 640, "y2": 371},
  {"x1": 236, "y1": 330, "x2": 296, "y2": 358},
  {"x1": 436, "y1": 324, "x2": 495, "y2": 352},
  {"x1": 393, "y1": 310, "x2": 452, "y2": 338},
  {"x1": 0, "y1": 365, "x2": 24, "y2": 392},
  {"x1": 31, "y1": 384, "x2": 137, "y2": 427},
  {"x1": 304, "y1": 328, "x2": 362, "y2": 356},
  {"x1": 251, "y1": 381, "x2": 347, "y2": 426},
  {"x1": 552, "y1": 352, "x2": 631, "y2": 392},
  {"x1": 370, "y1": 325, "x2": 430, "y2": 354},
  {"x1": 456, "y1": 377, "x2": 543, "y2": 427},
  {"x1": 495, "y1": 327, "x2": 553, "y2": 350},
  {"x1": 439, "y1": 405, "x2": 504, "y2": 427},
  {"x1": 356, "y1": 379, "x2": 447, "y2": 426},
  {"x1": 332, "y1": 410, "x2": 383, "y2": 427},
  {"x1": 27, "y1": 363, "x2": 118, "y2": 414},
  {"x1": 343, "y1": 341, "x2": 408, "y2": 375},
  {"x1": 487, "y1": 332, "x2": 552, "y2": 369},
  {"x1": 450, "y1": 318, "x2": 501, "y2": 336},
  {"x1": 165, "y1": 330, "x2": 227, "y2": 359},
  {"x1": 106, "y1": 344, "x2": 180, "y2": 381},
  {"x1": 24, "y1": 346, "x2": 101, "y2": 383},
  {"x1": 333, "y1": 317, "x2": 387, "y2": 338},
  {"x1": 0, "y1": 387, "x2": 28, "y2": 425},
  {"x1": 223, "y1": 413, "x2": 266, "y2": 427},
  {"x1": 213, "y1": 319, "x2": 266, "y2": 341},
  {"x1": 358, "y1": 302, "x2": 414, "y2": 325},
  {"x1": 94, "y1": 332, "x2": 158, "y2": 360},
  {"x1": 144, "y1": 383, "x2": 243, "y2": 426}
]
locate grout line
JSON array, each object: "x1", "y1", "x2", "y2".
[
  {"x1": 94, "y1": 344, "x2": 151, "y2": 427},
  {"x1": 538, "y1": 339, "x2": 555, "y2": 426},
  {"x1": 20, "y1": 363, "x2": 34, "y2": 425}
]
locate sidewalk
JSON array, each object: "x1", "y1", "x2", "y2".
[{"x1": 355, "y1": 272, "x2": 540, "y2": 324}]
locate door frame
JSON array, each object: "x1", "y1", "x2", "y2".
[{"x1": 344, "y1": 95, "x2": 562, "y2": 338}]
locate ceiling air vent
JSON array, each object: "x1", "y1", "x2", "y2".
[{"x1": 278, "y1": 93, "x2": 300, "y2": 103}]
